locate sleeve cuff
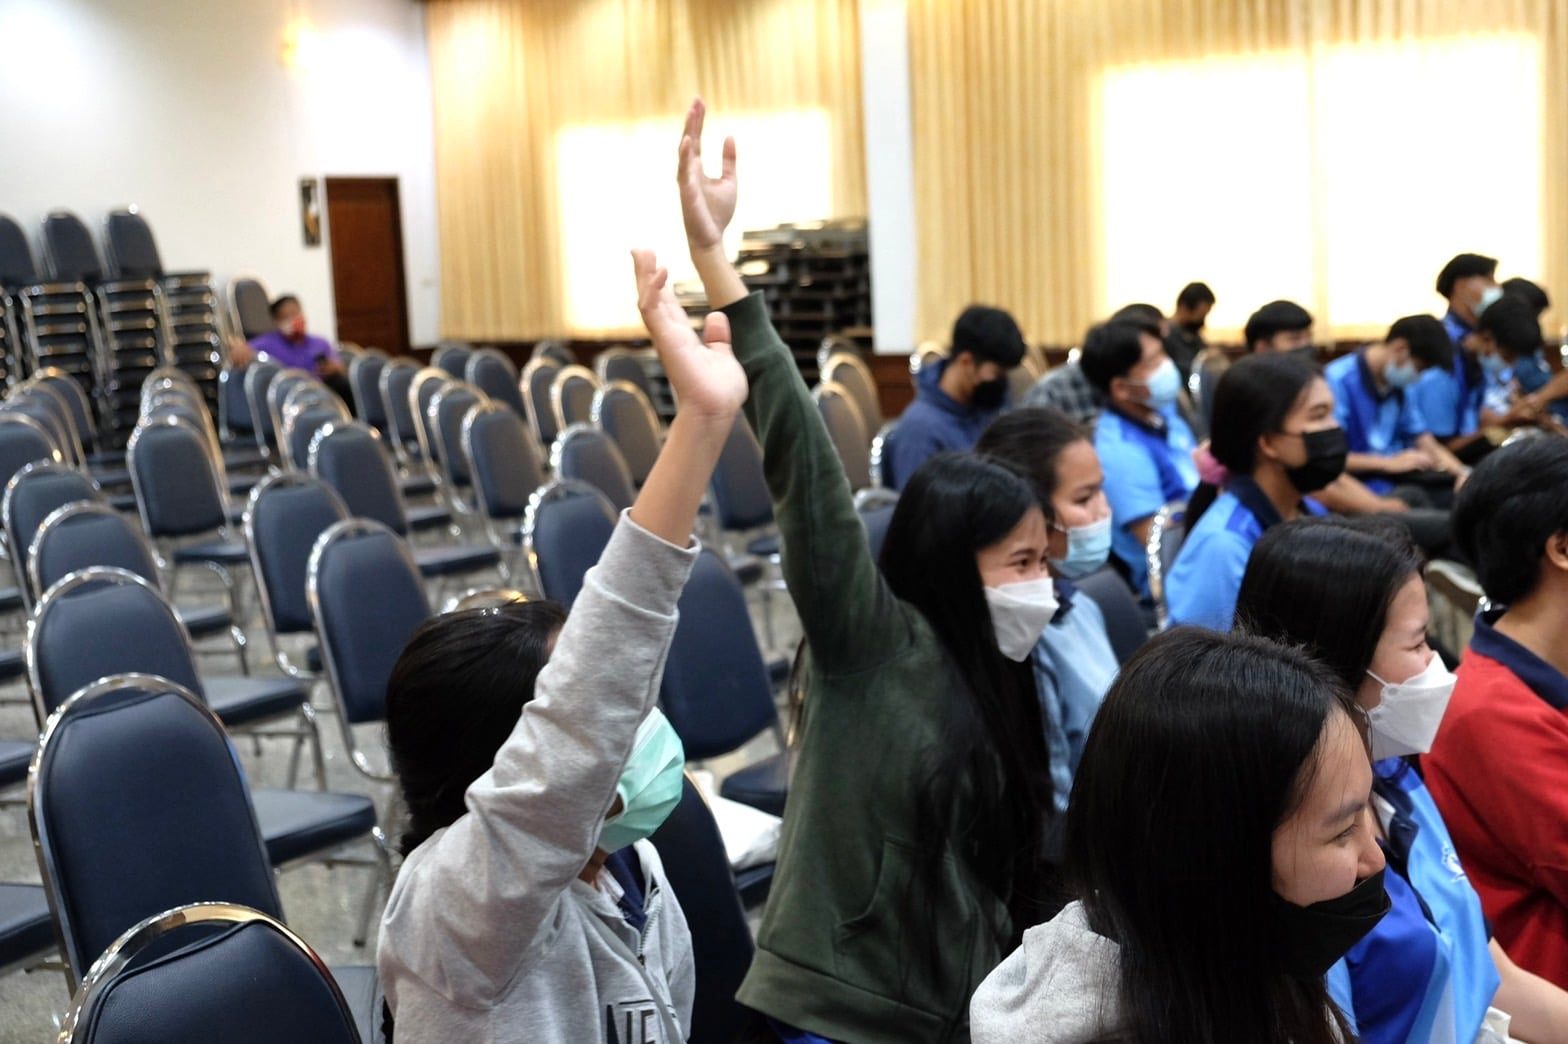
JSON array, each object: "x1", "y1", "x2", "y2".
[{"x1": 589, "y1": 510, "x2": 701, "y2": 613}]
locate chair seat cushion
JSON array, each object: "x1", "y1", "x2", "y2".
[
  {"x1": 203, "y1": 676, "x2": 307, "y2": 728},
  {"x1": 0, "y1": 587, "x2": 20, "y2": 615},
  {"x1": 399, "y1": 474, "x2": 436, "y2": 498},
  {"x1": 87, "y1": 450, "x2": 126, "y2": 468},
  {"x1": 0, "y1": 883, "x2": 54, "y2": 968},
  {"x1": 719, "y1": 752, "x2": 790, "y2": 817},
  {"x1": 108, "y1": 491, "x2": 138, "y2": 513},
  {"x1": 251, "y1": 788, "x2": 378, "y2": 866},
  {"x1": 734, "y1": 863, "x2": 774, "y2": 910},
  {"x1": 222, "y1": 445, "x2": 269, "y2": 470},
  {"x1": 173, "y1": 539, "x2": 250, "y2": 565},
  {"x1": 746, "y1": 533, "x2": 781, "y2": 558},
  {"x1": 413, "y1": 544, "x2": 500, "y2": 578},
  {"x1": 406, "y1": 504, "x2": 451, "y2": 531},
  {"x1": 0, "y1": 648, "x2": 23, "y2": 683},
  {"x1": 89, "y1": 466, "x2": 131, "y2": 488},
  {"x1": 0, "y1": 740, "x2": 34, "y2": 789},
  {"x1": 178, "y1": 604, "x2": 233, "y2": 639},
  {"x1": 330, "y1": 964, "x2": 380, "y2": 1044},
  {"x1": 228, "y1": 474, "x2": 258, "y2": 496}
]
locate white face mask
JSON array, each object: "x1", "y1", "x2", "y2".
[
  {"x1": 984, "y1": 577, "x2": 1059, "y2": 661},
  {"x1": 1364, "y1": 652, "x2": 1456, "y2": 760}
]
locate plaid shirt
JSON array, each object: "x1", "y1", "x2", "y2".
[{"x1": 1024, "y1": 362, "x2": 1103, "y2": 428}]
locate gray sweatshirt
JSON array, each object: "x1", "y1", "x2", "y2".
[
  {"x1": 378, "y1": 514, "x2": 698, "y2": 1043},
  {"x1": 970, "y1": 901, "x2": 1124, "y2": 1044}
]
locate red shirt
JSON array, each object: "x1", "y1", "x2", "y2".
[{"x1": 1423, "y1": 615, "x2": 1568, "y2": 989}]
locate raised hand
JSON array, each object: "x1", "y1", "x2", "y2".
[
  {"x1": 632, "y1": 248, "x2": 747, "y2": 422},
  {"x1": 677, "y1": 98, "x2": 737, "y2": 254}
]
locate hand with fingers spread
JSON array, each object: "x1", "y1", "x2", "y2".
[
  {"x1": 632, "y1": 248, "x2": 747, "y2": 422},
  {"x1": 677, "y1": 98, "x2": 737, "y2": 253}
]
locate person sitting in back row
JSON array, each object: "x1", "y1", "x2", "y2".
[
  {"x1": 884, "y1": 304, "x2": 1026, "y2": 489},
  {"x1": 1245, "y1": 299, "x2": 1316, "y2": 356},
  {"x1": 228, "y1": 293, "x2": 354, "y2": 408},
  {"x1": 1081, "y1": 316, "x2": 1198, "y2": 601}
]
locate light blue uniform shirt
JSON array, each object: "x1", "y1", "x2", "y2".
[
  {"x1": 1094, "y1": 406, "x2": 1198, "y2": 597},
  {"x1": 1324, "y1": 350, "x2": 1429, "y2": 495},
  {"x1": 1031, "y1": 579, "x2": 1119, "y2": 812},
  {"x1": 1405, "y1": 366, "x2": 1464, "y2": 441}
]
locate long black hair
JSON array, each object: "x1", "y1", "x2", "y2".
[
  {"x1": 385, "y1": 600, "x2": 568, "y2": 856},
  {"x1": 1235, "y1": 516, "x2": 1424, "y2": 690},
  {"x1": 878, "y1": 452, "x2": 1055, "y2": 953},
  {"x1": 975, "y1": 406, "x2": 1089, "y2": 523},
  {"x1": 1188, "y1": 352, "x2": 1320, "y2": 528},
  {"x1": 1065, "y1": 627, "x2": 1356, "y2": 1044}
]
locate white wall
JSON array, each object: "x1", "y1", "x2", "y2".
[
  {"x1": 859, "y1": 0, "x2": 916, "y2": 354},
  {"x1": 0, "y1": 0, "x2": 441, "y2": 346}
]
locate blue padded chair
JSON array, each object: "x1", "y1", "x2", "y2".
[
  {"x1": 228, "y1": 276, "x2": 273, "y2": 342},
  {"x1": 218, "y1": 366, "x2": 253, "y2": 437},
  {"x1": 2, "y1": 460, "x2": 102, "y2": 614},
  {"x1": 462, "y1": 402, "x2": 546, "y2": 586},
  {"x1": 592, "y1": 381, "x2": 663, "y2": 489},
  {"x1": 348, "y1": 351, "x2": 388, "y2": 432},
  {"x1": 1074, "y1": 565, "x2": 1150, "y2": 665},
  {"x1": 0, "y1": 884, "x2": 55, "y2": 979},
  {"x1": 649, "y1": 777, "x2": 770, "y2": 1043},
  {"x1": 821, "y1": 352, "x2": 884, "y2": 446},
  {"x1": 552, "y1": 423, "x2": 636, "y2": 513},
  {"x1": 242, "y1": 359, "x2": 282, "y2": 455},
  {"x1": 709, "y1": 417, "x2": 778, "y2": 557},
  {"x1": 126, "y1": 415, "x2": 252, "y2": 592},
  {"x1": 523, "y1": 479, "x2": 617, "y2": 607},
  {"x1": 859, "y1": 499, "x2": 898, "y2": 561},
  {"x1": 520, "y1": 356, "x2": 562, "y2": 447},
  {"x1": 594, "y1": 347, "x2": 661, "y2": 409},
  {"x1": 244, "y1": 473, "x2": 349, "y2": 678},
  {"x1": 427, "y1": 382, "x2": 484, "y2": 513},
  {"x1": 28, "y1": 502, "x2": 247, "y2": 665},
  {"x1": 309, "y1": 519, "x2": 431, "y2": 782},
  {"x1": 465, "y1": 347, "x2": 527, "y2": 417},
  {"x1": 57, "y1": 902, "x2": 361, "y2": 1044},
  {"x1": 660, "y1": 550, "x2": 789, "y2": 816},
  {"x1": 33, "y1": 369, "x2": 112, "y2": 466},
  {"x1": 378, "y1": 357, "x2": 424, "y2": 469},
  {"x1": 550, "y1": 365, "x2": 599, "y2": 433},
  {"x1": 432, "y1": 343, "x2": 472, "y2": 380},
  {"x1": 263, "y1": 369, "x2": 317, "y2": 452},
  {"x1": 407, "y1": 367, "x2": 451, "y2": 470},
  {"x1": 308, "y1": 421, "x2": 450, "y2": 535},
  {"x1": 0, "y1": 413, "x2": 62, "y2": 491},
  {"x1": 282, "y1": 398, "x2": 348, "y2": 473},
  {"x1": 813, "y1": 382, "x2": 873, "y2": 492}
]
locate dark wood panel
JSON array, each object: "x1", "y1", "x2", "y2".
[
  {"x1": 870, "y1": 352, "x2": 915, "y2": 418},
  {"x1": 325, "y1": 177, "x2": 411, "y2": 354}
]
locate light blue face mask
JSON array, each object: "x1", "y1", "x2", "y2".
[
  {"x1": 1384, "y1": 359, "x2": 1417, "y2": 389},
  {"x1": 599, "y1": 708, "x2": 685, "y2": 853},
  {"x1": 1050, "y1": 514, "x2": 1112, "y2": 579},
  {"x1": 1135, "y1": 358, "x2": 1182, "y2": 409},
  {"x1": 1480, "y1": 352, "x2": 1510, "y2": 380},
  {"x1": 1476, "y1": 285, "x2": 1504, "y2": 318}
]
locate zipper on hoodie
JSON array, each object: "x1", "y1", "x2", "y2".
[{"x1": 635, "y1": 882, "x2": 661, "y2": 968}]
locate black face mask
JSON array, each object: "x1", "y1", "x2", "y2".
[
  {"x1": 971, "y1": 376, "x2": 1008, "y2": 411},
  {"x1": 1282, "y1": 426, "x2": 1348, "y2": 493},
  {"x1": 1270, "y1": 869, "x2": 1390, "y2": 978},
  {"x1": 1180, "y1": 320, "x2": 1205, "y2": 335}
]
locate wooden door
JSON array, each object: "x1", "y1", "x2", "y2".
[{"x1": 324, "y1": 177, "x2": 411, "y2": 354}]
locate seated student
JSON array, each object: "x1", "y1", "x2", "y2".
[
  {"x1": 1245, "y1": 299, "x2": 1315, "y2": 355},
  {"x1": 1237, "y1": 517, "x2": 1568, "y2": 1043},
  {"x1": 377, "y1": 248, "x2": 746, "y2": 1042},
  {"x1": 1426, "y1": 437, "x2": 1568, "y2": 991},
  {"x1": 1080, "y1": 317, "x2": 1199, "y2": 599},
  {"x1": 884, "y1": 304, "x2": 1026, "y2": 489},
  {"x1": 228, "y1": 293, "x2": 354, "y2": 407},
  {"x1": 1323, "y1": 320, "x2": 1468, "y2": 504},
  {"x1": 1166, "y1": 353, "x2": 1342, "y2": 630},
  {"x1": 1433, "y1": 252, "x2": 1499, "y2": 440},
  {"x1": 977, "y1": 407, "x2": 1122, "y2": 815},
  {"x1": 971, "y1": 626, "x2": 1389, "y2": 1043},
  {"x1": 1470, "y1": 293, "x2": 1568, "y2": 440},
  {"x1": 1165, "y1": 280, "x2": 1215, "y2": 384},
  {"x1": 677, "y1": 100, "x2": 1057, "y2": 1042}
]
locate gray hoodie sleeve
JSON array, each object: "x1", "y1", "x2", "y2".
[{"x1": 379, "y1": 512, "x2": 698, "y2": 1008}]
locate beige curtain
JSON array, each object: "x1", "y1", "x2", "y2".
[
  {"x1": 909, "y1": 0, "x2": 1568, "y2": 345},
  {"x1": 426, "y1": 0, "x2": 866, "y2": 341}
]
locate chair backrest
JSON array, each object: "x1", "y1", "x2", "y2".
[
  {"x1": 6, "y1": 385, "x2": 79, "y2": 466},
  {"x1": 27, "y1": 567, "x2": 203, "y2": 724},
  {"x1": 432, "y1": 343, "x2": 472, "y2": 380},
  {"x1": 465, "y1": 347, "x2": 527, "y2": 416},
  {"x1": 1072, "y1": 566, "x2": 1149, "y2": 666},
  {"x1": 2, "y1": 461, "x2": 103, "y2": 602},
  {"x1": 244, "y1": 474, "x2": 350, "y2": 637},
  {"x1": 1191, "y1": 347, "x2": 1231, "y2": 425},
  {"x1": 552, "y1": 423, "x2": 636, "y2": 513},
  {"x1": 521, "y1": 357, "x2": 562, "y2": 446},
  {"x1": 441, "y1": 587, "x2": 529, "y2": 613},
  {"x1": 308, "y1": 422, "x2": 411, "y2": 536},
  {"x1": 0, "y1": 213, "x2": 40, "y2": 289},
  {"x1": 1147, "y1": 501, "x2": 1188, "y2": 630},
  {"x1": 34, "y1": 369, "x2": 97, "y2": 454},
  {"x1": 911, "y1": 341, "x2": 947, "y2": 378},
  {"x1": 347, "y1": 352, "x2": 388, "y2": 429},
  {"x1": 860, "y1": 500, "x2": 897, "y2": 561},
  {"x1": 821, "y1": 353, "x2": 882, "y2": 441},
  {"x1": 228, "y1": 277, "x2": 272, "y2": 341},
  {"x1": 659, "y1": 550, "x2": 777, "y2": 760},
  {"x1": 407, "y1": 367, "x2": 451, "y2": 466},
  {"x1": 429, "y1": 383, "x2": 483, "y2": 486},
  {"x1": 127, "y1": 416, "x2": 228, "y2": 537},
  {"x1": 869, "y1": 417, "x2": 896, "y2": 488},
  {"x1": 0, "y1": 414, "x2": 63, "y2": 498},
  {"x1": 59, "y1": 902, "x2": 358, "y2": 1044},
  {"x1": 463, "y1": 401, "x2": 546, "y2": 523},
  {"x1": 218, "y1": 367, "x2": 253, "y2": 435},
  {"x1": 266, "y1": 368, "x2": 318, "y2": 447},
  {"x1": 551, "y1": 365, "x2": 599, "y2": 432},
  {"x1": 42, "y1": 211, "x2": 104, "y2": 284},
  {"x1": 531, "y1": 340, "x2": 575, "y2": 367},
  {"x1": 592, "y1": 381, "x2": 663, "y2": 488},
  {"x1": 309, "y1": 519, "x2": 430, "y2": 727},
  {"x1": 29, "y1": 677, "x2": 281, "y2": 986},
  {"x1": 708, "y1": 417, "x2": 773, "y2": 533},
  {"x1": 30, "y1": 503, "x2": 162, "y2": 609},
  {"x1": 379, "y1": 358, "x2": 422, "y2": 454},
  {"x1": 648, "y1": 777, "x2": 758, "y2": 1044},
  {"x1": 104, "y1": 209, "x2": 163, "y2": 280},
  {"x1": 243, "y1": 359, "x2": 282, "y2": 448},
  {"x1": 595, "y1": 347, "x2": 660, "y2": 406},
  {"x1": 814, "y1": 382, "x2": 872, "y2": 491},
  {"x1": 523, "y1": 480, "x2": 617, "y2": 607},
  {"x1": 281, "y1": 397, "x2": 348, "y2": 473}
]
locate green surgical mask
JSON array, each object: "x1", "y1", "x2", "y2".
[{"x1": 599, "y1": 708, "x2": 686, "y2": 853}]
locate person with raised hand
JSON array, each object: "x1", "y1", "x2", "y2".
[
  {"x1": 677, "y1": 98, "x2": 1057, "y2": 1043},
  {"x1": 376, "y1": 248, "x2": 746, "y2": 1043}
]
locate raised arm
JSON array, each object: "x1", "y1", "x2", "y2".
[
  {"x1": 381, "y1": 251, "x2": 742, "y2": 1005},
  {"x1": 678, "y1": 99, "x2": 907, "y2": 674}
]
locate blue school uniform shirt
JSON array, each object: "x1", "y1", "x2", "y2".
[
  {"x1": 1437, "y1": 311, "x2": 1482, "y2": 436},
  {"x1": 1324, "y1": 350, "x2": 1430, "y2": 495},
  {"x1": 884, "y1": 359, "x2": 1003, "y2": 490},
  {"x1": 1327, "y1": 759, "x2": 1499, "y2": 1044},
  {"x1": 1031, "y1": 579, "x2": 1120, "y2": 813},
  {"x1": 1166, "y1": 476, "x2": 1324, "y2": 631},
  {"x1": 1405, "y1": 365, "x2": 1463, "y2": 441},
  {"x1": 1095, "y1": 405, "x2": 1198, "y2": 597}
]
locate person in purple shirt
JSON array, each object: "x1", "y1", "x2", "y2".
[{"x1": 228, "y1": 294, "x2": 353, "y2": 407}]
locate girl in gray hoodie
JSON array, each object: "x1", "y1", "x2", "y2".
[
  {"x1": 377, "y1": 249, "x2": 749, "y2": 1043},
  {"x1": 972, "y1": 627, "x2": 1390, "y2": 1044}
]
